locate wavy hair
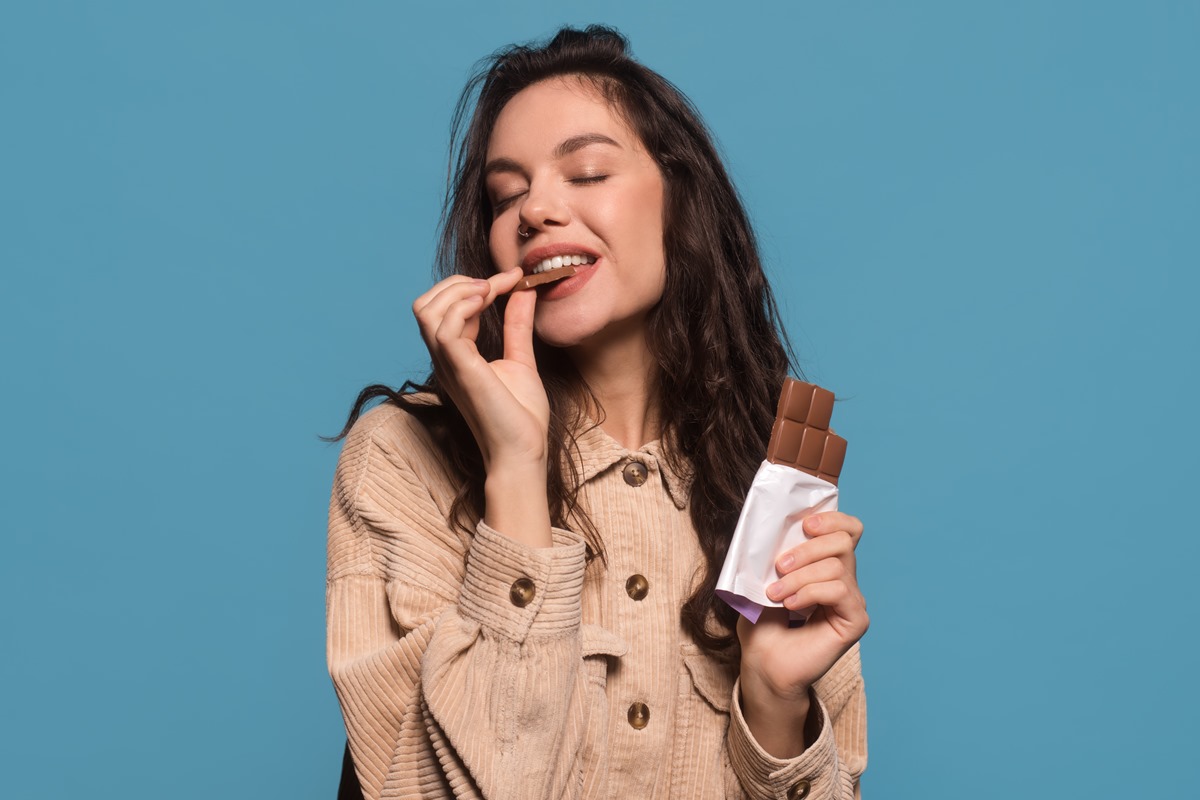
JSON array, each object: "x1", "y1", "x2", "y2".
[{"x1": 324, "y1": 25, "x2": 796, "y2": 655}]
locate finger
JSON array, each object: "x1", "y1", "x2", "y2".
[
  {"x1": 486, "y1": 267, "x2": 524, "y2": 299},
  {"x1": 775, "y1": 531, "x2": 856, "y2": 575},
  {"x1": 803, "y1": 512, "x2": 864, "y2": 545},
  {"x1": 413, "y1": 275, "x2": 483, "y2": 317},
  {"x1": 782, "y1": 579, "x2": 862, "y2": 616},
  {"x1": 784, "y1": 581, "x2": 870, "y2": 640},
  {"x1": 413, "y1": 278, "x2": 490, "y2": 338},
  {"x1": 432, "y1": 294, "x2": 488, "y2": 368},
  {"x1": 767, "y1": 556, "x2": 847, "y2": 603},
  {"x1": 456, "y1": 269, "x2": 524, "y2": 343},
  {"x1": 502, "y1": 287, "x2": 538, "y2": 369},
  {"x1": 418, "y1": 286, "x2": 492, "y2": 359}
]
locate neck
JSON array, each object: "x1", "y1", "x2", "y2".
[{"x1": 569, "y1": 323, "x2": 661, "y2": 451}]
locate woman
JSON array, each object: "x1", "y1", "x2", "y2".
[{"x1": 326, "y1": 25, "x2": 868, "y2": 799}]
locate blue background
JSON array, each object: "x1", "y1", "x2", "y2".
[{"x1": 3, "y1": 1, "x2": 1196, "y2": 797}]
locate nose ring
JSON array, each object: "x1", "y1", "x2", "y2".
[{"x1": 517, "y1": 223, "x2": 531, "y2": 239}]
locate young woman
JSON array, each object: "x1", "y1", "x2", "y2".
[{"x1": 326, "y1": 25, "x2": 868, "y2": 800}]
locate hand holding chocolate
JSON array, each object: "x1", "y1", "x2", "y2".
[{"x1": 715, "y1": 377, "x2": 847, "y2": 622}]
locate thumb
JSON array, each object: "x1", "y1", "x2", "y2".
[{"x1": 502, "y1": 289, "x2": 538, "y2": 368}]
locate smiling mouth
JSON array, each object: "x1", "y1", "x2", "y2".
[{"x1": 526, "y1": 253, "x2": 597, "y2": 274}]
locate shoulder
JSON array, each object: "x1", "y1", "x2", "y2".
[
  {"x1": 344, "y1": 394, "x2": 442, "y2": 455},
  {"x1": 335, "y1": 394, "x2": 455, "y2": 495},
  {"x1": 328, "y1": 394, "x2": 470, "y2": 593}
]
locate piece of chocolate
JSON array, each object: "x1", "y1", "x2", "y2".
[
  {"x1": 765, "y1": 379, "x2": 846, "y2": 485},
  {"x1": 512, "y1": 265, "x2": 578, "y2": 291}
]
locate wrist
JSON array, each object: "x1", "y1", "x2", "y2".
[
  {"x1": 484, "y1": 464, "x2": 551, "y2": 548},
  {"x1": 739, "y1": 670, "x2": 815, "y2": 759}
]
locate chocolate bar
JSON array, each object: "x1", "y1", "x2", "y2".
[
  {"x1": 512, "y1": 265, "x2": 578, "y2": 291},
  {"x1": 765, "y1": 379, "x2": 847, "y2": 485}
]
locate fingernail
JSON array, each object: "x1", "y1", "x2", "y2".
[
  {"x1": 805, "y1": 516, "x2": 821, "y2": 533},
  {"x1": 767, "y1": 581, "x2": 783, "y2": 600},
  {"x1": 778, "y1": 554, "x2": 794, "y2": 571},
  {"x1": 473, "y1": 278, "x2": 489, "y2": 288}
]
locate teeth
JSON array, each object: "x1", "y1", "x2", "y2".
[{"x1": 532, "y1": 254, "x2": 595, "y2": 274}]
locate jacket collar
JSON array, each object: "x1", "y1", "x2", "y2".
[{"x1": 567, "y1": 420, "x2": 693, "y2": 510}]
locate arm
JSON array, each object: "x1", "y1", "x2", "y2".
[
  {"x1": 327, "y1": 409, "x2": 623, "y2": 800},
  {"x1": 413, "y1": 268, "x2": 553, "y2": 550},
  {"x1": 726, "y1": 643, "x2": 867, "y2": 799},
  {"x1": 729, "y1": 511, "x2": 870, "y2": 799}
]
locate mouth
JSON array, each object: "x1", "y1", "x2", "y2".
[
  {"x1": 524, "y1": 253, "x2": 597, "y2": 275},
  {"x1": 511, "y1": 244, "x2": 602, "y2": 293},
  {"x1": 520, "y1": 243, "x2": 602, "y2": 274}
]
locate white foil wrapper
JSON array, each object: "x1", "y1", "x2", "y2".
[{"x1": 716, "y1": 461, "x2": 839, "y2": 624}]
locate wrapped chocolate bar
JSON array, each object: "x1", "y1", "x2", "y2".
[{"x1": 715, "y1": 379, "x2": 847, "y2": 623}]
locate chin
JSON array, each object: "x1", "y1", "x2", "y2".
[
  {"x1": 533, "y1": 315, "x2": 601, "y2": 350},
  {"x1": 534, "y1": 327, "x2": 592, "y2": 350}
]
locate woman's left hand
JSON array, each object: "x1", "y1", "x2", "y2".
[{"x1": 736, "y1": 511, "x2": 869, "y2": 738}]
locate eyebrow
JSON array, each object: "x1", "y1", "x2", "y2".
[
  {"x1": 554, "y1": 132, "x2": 621, "y2": 158},
  {"x1": 484, "y1": 132, "x2": 622, "y2": 177}
]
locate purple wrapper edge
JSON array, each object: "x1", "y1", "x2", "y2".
[{"x1": 716, "y1": 590, "x2": 763, "y2": 624}]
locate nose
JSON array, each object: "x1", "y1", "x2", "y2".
[{"x1": 517, "y1": 176, "x2": 570, "y2": 235}]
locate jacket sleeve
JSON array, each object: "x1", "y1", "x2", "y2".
[
  {"x1": 326, "y1": 406, "x2": 624, "y2": 800},
  {"x1": 726, "y1": 643, "x2": 868, "y2": 799}
]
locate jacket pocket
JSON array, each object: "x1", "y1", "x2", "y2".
[
  {"x1": 576, "y1": 625, "x2": 627, "y2": 797},
  {"x1": 680, "y1": 642, "x2": 736, "y2": 713},
  {"x1": 581, "y1": 624, "x2": 627, "y2": 688}
]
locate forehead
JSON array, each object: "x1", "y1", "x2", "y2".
[{"x1": 486, "y1": 77, "x2": 639, "y2": 159}]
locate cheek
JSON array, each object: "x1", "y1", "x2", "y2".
[
  {"x1": 628, "y1": 192, "x2": 666, "y2": 272},
  {"x1": 623, "y1": 176, "x2": 666, "y2": 254},
  {"x1": 638, "y1": 213, "x2": 667, "y2": 302}
]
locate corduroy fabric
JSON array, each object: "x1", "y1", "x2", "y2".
[{"x1": 327, "y1": 400, "x2": 867, "y2": 799}]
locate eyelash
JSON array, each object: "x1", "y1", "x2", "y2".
[{"x1": 491, "y1": 175, "x2": 610, "y2": 214}]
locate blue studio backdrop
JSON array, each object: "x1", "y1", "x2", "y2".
[{"x1": 2, "y1": 2, "x2": 1197, "y2": 797}]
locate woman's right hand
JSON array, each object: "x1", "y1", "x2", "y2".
[
  {"x1": 414, "y1": 267, "x2": 554, "y2": 547},
  {"x1": 412, "y1": 267, "x2": 548, "y2": 473}
]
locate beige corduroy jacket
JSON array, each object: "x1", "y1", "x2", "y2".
[{"x1": 327, "y1": 400, "x2": 867, "y2": 799}]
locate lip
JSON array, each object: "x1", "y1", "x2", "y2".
[
  {"x1": 537, "y1": 258, "x2": 599, "y2": 301},
  {"x1": 520, "y1": 242, "x2": 602, "y2": 274}
]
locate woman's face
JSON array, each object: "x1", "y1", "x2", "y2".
[{"x1": 485, "y1": 77, "x2": 667, "y2": 350}]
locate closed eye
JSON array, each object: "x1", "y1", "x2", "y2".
[
  {"x1": 491, "y1": 191, "x2": 526, "y2": 214},
  {"x1": 491, "y1": 175, "x2": 606, "y2": 215}
]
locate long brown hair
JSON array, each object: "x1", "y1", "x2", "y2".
[{"x1": 323, "y1": 25, "x2": 796, "y2": 654}]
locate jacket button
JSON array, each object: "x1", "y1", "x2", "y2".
[
  {"x1": 509, "y1": 577, "x2": 536, "y2": 608},
  {"x1": 627, "y1": 701, "x2": 650, "y2": 730},
  {"x1": 622, "y1": 461, "x2": 648, "y2": 487},
  {"x1": 625, "y1": 574, "x2": 649, "y2": 601},
  {"x1": 787, "y1": 780, "x2": 811, "y2": 800}
]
